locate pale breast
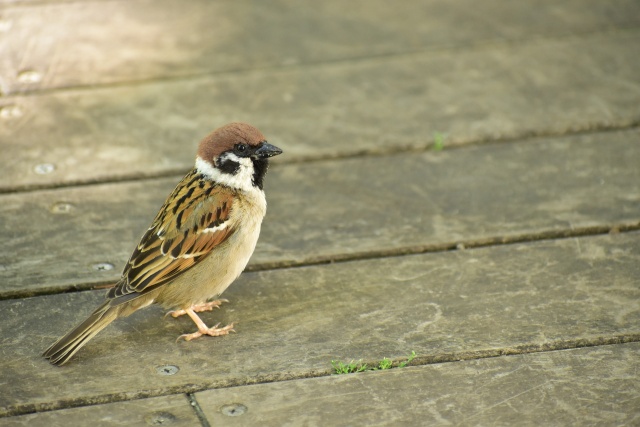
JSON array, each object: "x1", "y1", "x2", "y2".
[{"x1": 155, "y1": 188, "x2": 267, "y2": 309}]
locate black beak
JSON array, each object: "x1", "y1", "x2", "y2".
[{"x1": 254, "y1": 142, "x2": 283, "y2": 159}]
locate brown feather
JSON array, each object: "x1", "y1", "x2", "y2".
[
  {"x1": 197, "y1": 122, "x2": 266, "y2": 162},
  {"x1": 108, "y1": 169, "x2": 235, "y2": 299}
]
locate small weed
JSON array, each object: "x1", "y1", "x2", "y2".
[
  {"x1": 398, "y1": 350, "x2": 416, "y2": 368},
  {"x1": 377, "y1": 357, "x2": 393, "y2": 370},
  {"x1": 433, "y1": 132, "x2": 446, "y2": 151},
  {"x1": 331, "y1": 359, "x2": 368, "y2": 374},
  {"x1": 331, "y1": 351, "x2": 416, "y2": 374}
]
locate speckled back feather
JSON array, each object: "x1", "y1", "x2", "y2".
[{"x1": 108, "y1": 169, "x2": 236, "y2": 302}]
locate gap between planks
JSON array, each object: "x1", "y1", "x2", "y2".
[
  {"x1": 1, "y1": 123, "x2": 639, "y2": 195},
  {"x1": 2, "y1": 222, "x2": 638, "y2": 301},
  {"x1": 2, "y1": 24, "x2": 639, "y2": 99},
  {"x1": 185, "y1": 394, "x2": 211, "y2": 427},
  {"x1": 3, "y1": 334, "x2": 639, "y2": 419}
]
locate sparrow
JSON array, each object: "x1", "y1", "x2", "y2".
[{"x1": 43, "y1": 122, "x2": 282, "y2": 365}]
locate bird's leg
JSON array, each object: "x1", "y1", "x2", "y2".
[
  {"x1": 178, "y1": 308, "x2": 235, "y2": 341},
  {"x1": 166, "y1": 299, "x2": 229, "y2": 318}
]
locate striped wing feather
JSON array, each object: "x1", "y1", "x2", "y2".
[{"x1": 108, "y1": 170, "x2": 235, "y2": 301}]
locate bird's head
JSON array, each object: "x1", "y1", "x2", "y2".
[{"x1": 196, "y1": 122, "x2": 282, "y2": 191}]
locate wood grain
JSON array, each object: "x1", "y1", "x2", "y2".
[
  {"x1": 197, "y1": 344, "x2": 640, "y2": 426},
  {"x1": 1, "y1": 395, "x2": 199, "y2": 427},
  {"x1": 2, "y1": 31, "x2": 640, "y2": 190},
  {"x1": 1, "y1": 129, "x2": 638, "y2": 296},
  {"x1": 1, "y1": 232, "x2": 638, "y2": 416},
  {"x1": 2, "y1": 0, "x2": 639, "y2": 93}
]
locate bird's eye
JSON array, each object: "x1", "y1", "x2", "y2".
[{"x1": 235, "y1": 143, "x2": 247, "y2": 154}]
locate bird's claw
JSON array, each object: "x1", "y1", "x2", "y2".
[
  {"x1": 165, "y1": 309, "x2": 186, "y2": 319},
  {"x1": 177, "y1": 322, "x2": 236, "y2": 342}
]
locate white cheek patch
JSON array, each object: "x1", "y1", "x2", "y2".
[
  {"x1": 195, "y1": 156, "x2": 258, "y2": 194},
  {"x1": 195, "y1": 157, "x2": 218, "y2": 178},
  {"x1": 222, "y1": 152, "x2": 243, "y2": 164}
]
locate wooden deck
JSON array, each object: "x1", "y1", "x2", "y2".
[{"x1": 1, "y1": 1, "x2": 639, "y2": 425}]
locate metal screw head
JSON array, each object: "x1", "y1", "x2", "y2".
[
  {"x1": 144, "y1": 411, "x2": 176, "y2": 425},
  {"x1": 34, "y1": 163, "x2": 55, "y2": 175},
  {"x1": 17, "y1": 70, "x2": 42, "y2": 84},
  {"x1": 93, "y1": 262, "x2": 114, "y2": 271},
  {"x1": 155, "y1": 365, "x2": 179, "y2": 376},
  {"x1": 220, "y1": 403, "x2": 247, "y2": 417},
  {"x1": 50, "y1": 202, "x2": 74, "y2": 214}
]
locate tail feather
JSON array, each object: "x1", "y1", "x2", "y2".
[{"x1": 43, "y1": 302, "x2": 119, "y2": 366}]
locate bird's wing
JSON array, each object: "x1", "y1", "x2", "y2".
[{"x1": 108, "y1": 170, "x2": 236, "y2": 301}]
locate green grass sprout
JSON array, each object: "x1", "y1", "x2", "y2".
[
  {"x1": 433, "y1": 132, "x2": 446, "y2": 151},
  {"x1": 377, "y1": 357, "x2": 393, "y2": 370},
  {"x1": 331, "y1": 359, "x2": 368, "y2": 374},
  {"x1": 398, "y1": 350, "x2": 416, "y2": 368},
  {"x1": 331, "y1": 351, "x2": 416, "y2": 374}
]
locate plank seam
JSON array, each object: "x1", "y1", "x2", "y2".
[
  {"x1": 1, "y1": 222, "x2": 638, "y2": 301},
  {"x1": 2, "y1": 334, "x2": 638, "y2": 418},
  {"x1": 185, "y1": 393, "x2": 211, "y2": 427},
  {"x1": 2, "y1": 25, "x2": 639, "y2": 98},
  {"x1": 1, "y1": 123, "x2": 638, "y2": 195}
]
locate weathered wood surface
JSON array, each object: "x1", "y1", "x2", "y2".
[
  {"x1": 196, "y1": 343, "x2": 640, "y2": 426},
  {"x1": 4, "y1": 343, "x2": 638, "y2": 426},
  {"x1": 1, "y1": 232, "x2": 639, "y2": 416},
  {"x1": 2, "y1": 0, "x2": 639, "y2": 424},
  {"x1": 2, "y1": 30, "x2": 640, "y2": 191},
  {"x1": 2, "y1": 129, "x2": 638, "y2": 297},
  {"x1": 1, "y1": 395, "x2": 199, "y2": 427},
  {"x1": 2, "y1": 0, "x2": 639, "y2": 94}
]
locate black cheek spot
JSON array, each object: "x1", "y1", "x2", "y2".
[{"x1": 218, "y1": 159, "x2": 240, "y2": 175}]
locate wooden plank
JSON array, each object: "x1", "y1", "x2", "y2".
[
  {"x1": 2, "y1": 0, "x2": 639, "y2": 94},
  {"x1": 1, "y1": 232, "x2": 638, "y2": 416},
  {"x1": 196, "y1": 343, "x2": 640, "y2": 426},
  {"x1": 2, "y1": 30, "x2": 640, "y2": 190},
  {"x1": 6, "y1": 344, "x2": 638, "y2": 425},
  {"x1": 1, "y1": 129, "x2": 638, "y2": 296},
  {"x1": 1, "y1": 394, "x2": 200, "y2": 427}
]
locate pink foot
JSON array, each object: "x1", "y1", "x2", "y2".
[
  {"x1": 166, "y1": 299, "x2": 229, "y2": 318},
  {"x1": 175, "y1": 307, "x2": 235, "y2": 342},
  {"x1": 178, "y1": 322, "x2": 236, "y2": 341}
]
